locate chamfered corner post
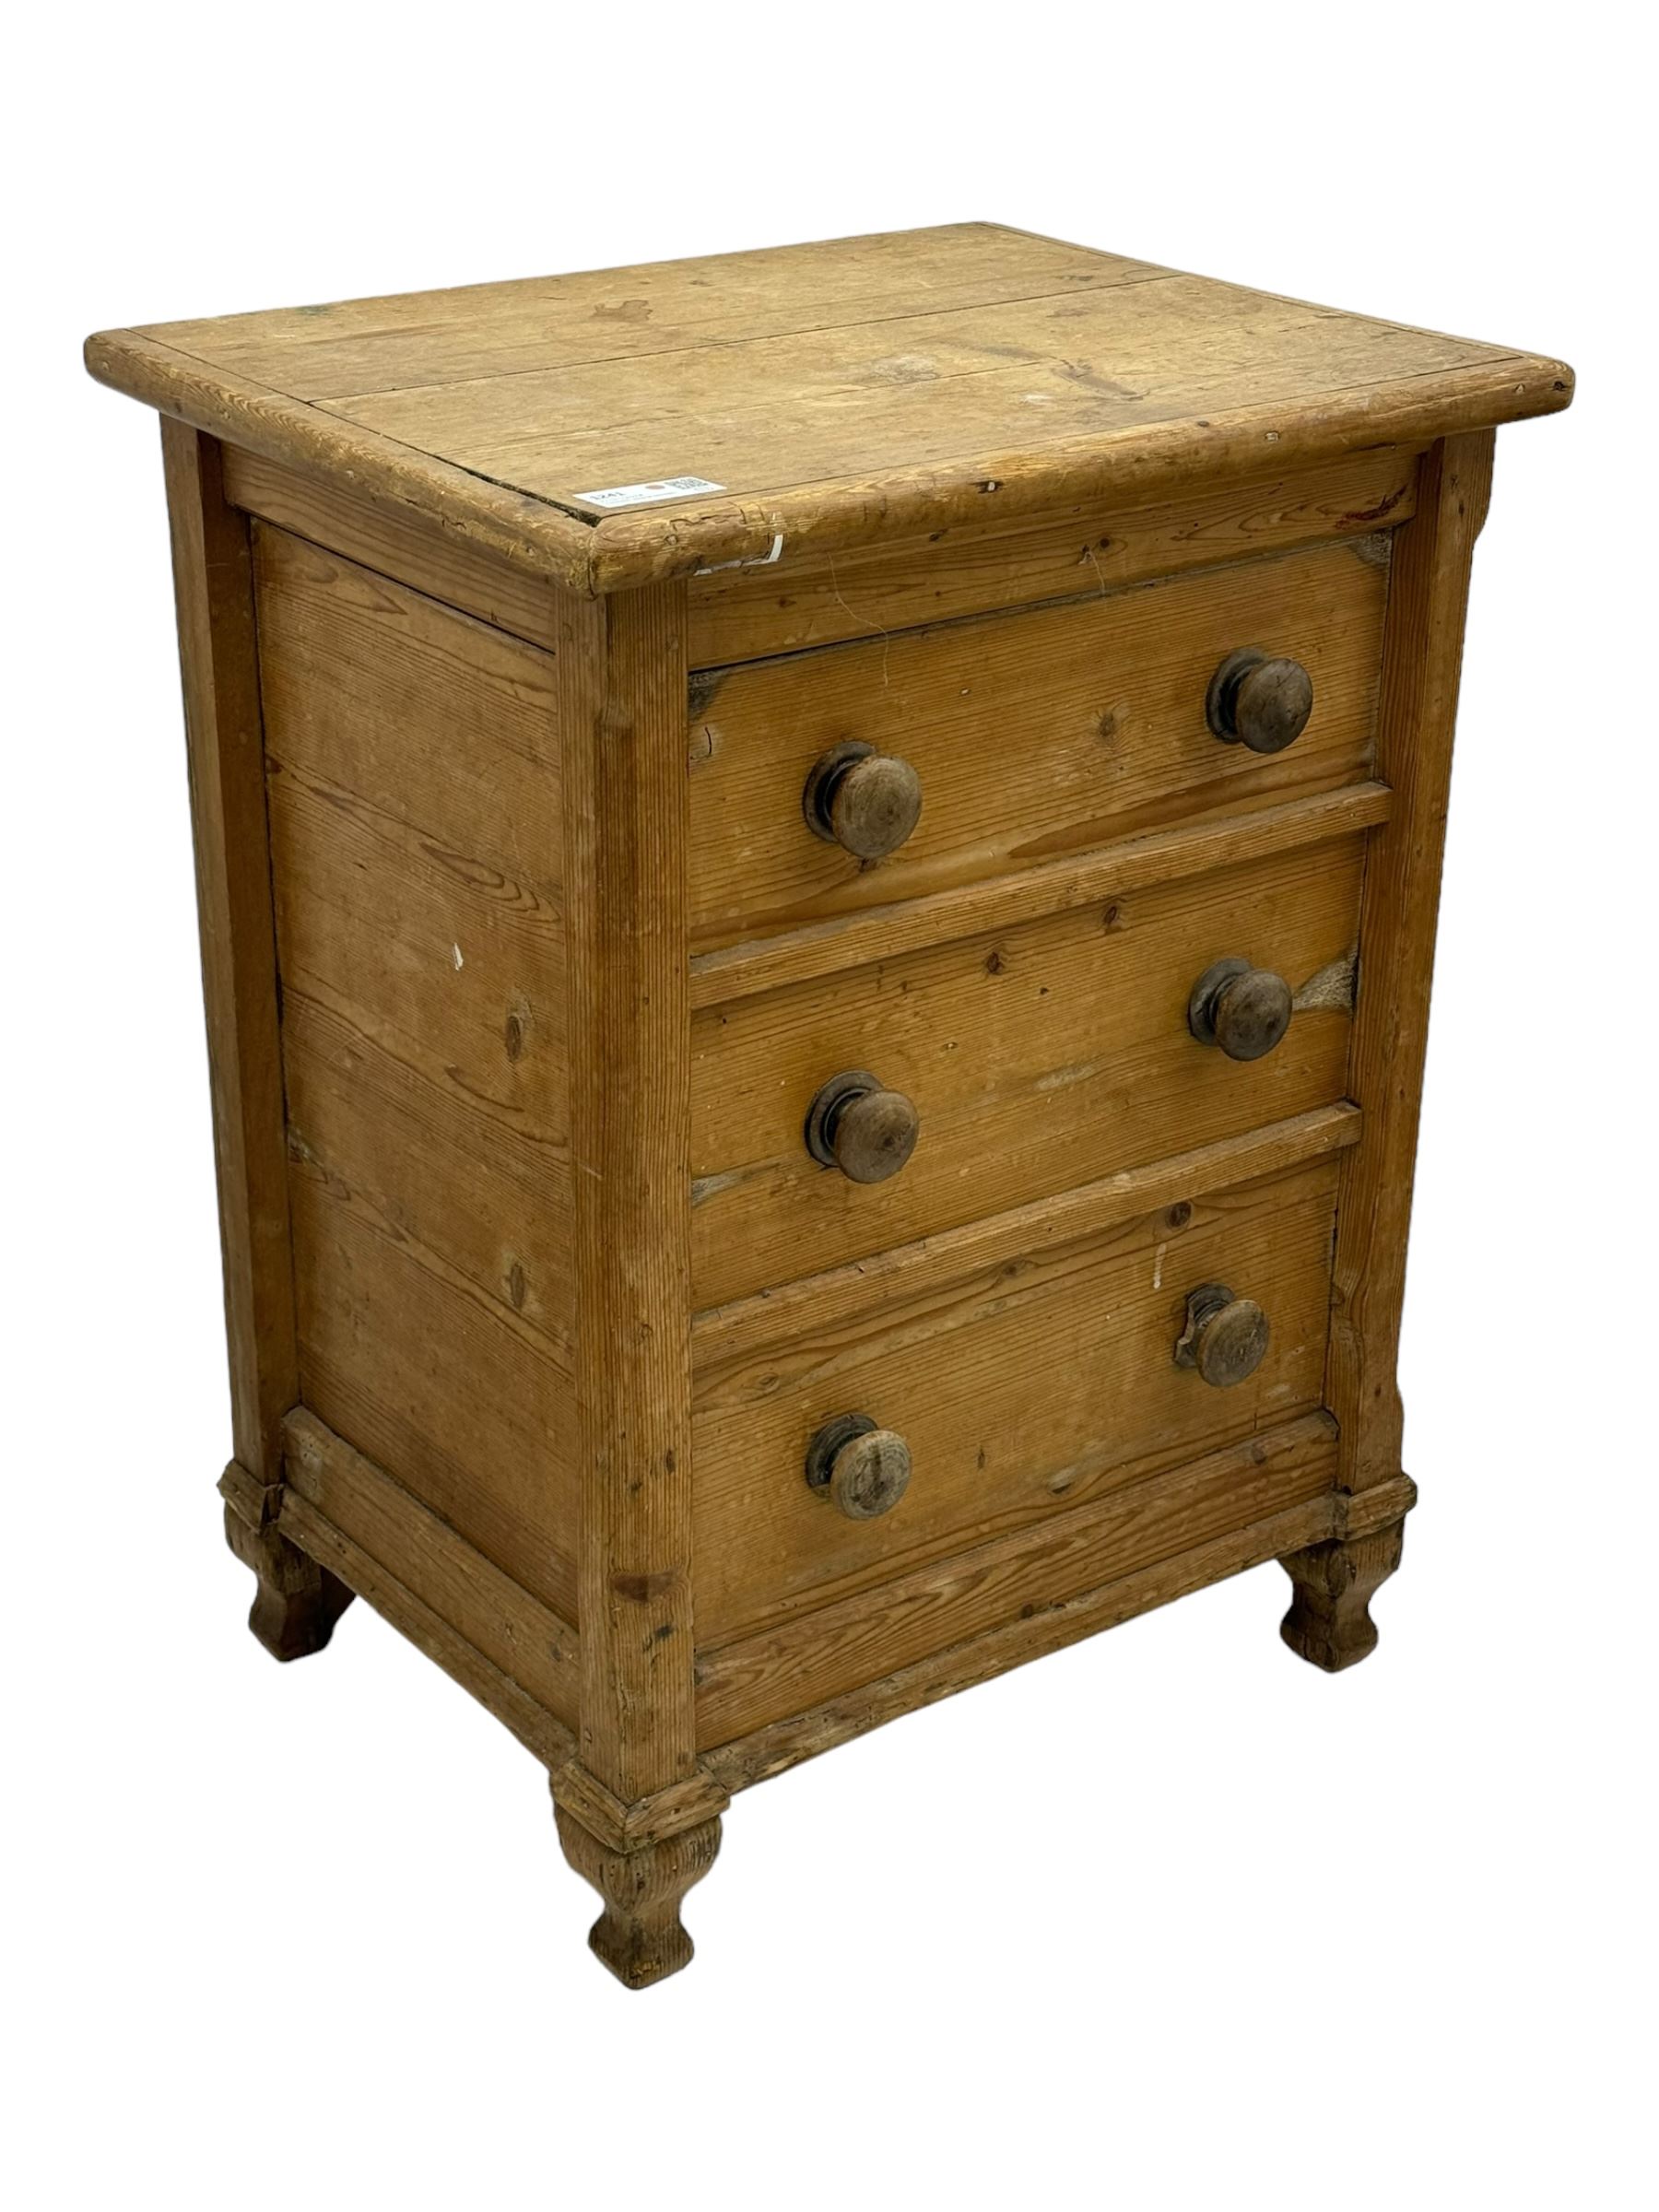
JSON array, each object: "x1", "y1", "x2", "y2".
[
  {"x1": 159, "y1": 418, "x2": 350, "y2": 1659},
  {"x1": 551, "y1": 577, "x2": 724, "y2": 1984},
  {"x1": 1289, "y1": 429, "x2": 1497, "y2": 1667}
]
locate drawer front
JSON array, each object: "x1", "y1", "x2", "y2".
[
  {"x1": 691, "y1": 1156, "x2": 1340, "y2": 1649},
  {"x1": 691, "y1": 834, "x2": 1362, "y2": 1309},
  {"x1": 687, "y1": 535, "x2": 1386, "y2": 945}
]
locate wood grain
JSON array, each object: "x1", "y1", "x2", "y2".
[
  {"x1": 688, "y1": 535, "x2": 1386, "y2": 943},
  {"x1": 559, "y1": 583, "x2": 699, "y2": 1802},
  {"x1": 692, "y1": 1156, "x2": 1340, "y2": 1645},
  {"x1": 701, "y1": 1469, "x2": 1418, "y2": 1786},
  {"x1": 327, "y1": 276, "x2": 1559, "y2": 546},
  {"x1": 691, "y1": 780, "x2": 1390, "y2": 1016},
  {"x1": 226, "y1": 446, "x2": 559, "y2": 650},
  {"x1": 691, "y1": 832, "x2": 1366, "y2": 1307},
  {"x1": 688, "y1": 444, "x2": 1419, "y2": 665},
  {"x1": 159, "y1": 422, "x2": 297, "y2": 1485},
  {"x1": 88, "y1": 224, "x2": 1571, "y2": 593},
  {"x1": 1325, "y1": 432, "x2": 1495, "y2": 1496},
  {"x1": 282, "y1": 1407, "x2": 579, "y2": 1724},
  {"x1": 693, "y1": 1102, "x2": 1359, "y2": 1359},
  {"x1": 144, "y1": 227, "x2": 1154, "y2": 398},
  {"x1": 256, "y1": 523, "x2": 579, "y2": 1618},
  {"x1": 695, "y1": 1410, "x2": 1342, "y2": 1746},
  {"x1": 277, "y1": 1484, "x2": 577, "y2": 1770}
]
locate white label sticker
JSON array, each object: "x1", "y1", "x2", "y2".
[{"x1": 577, "y1": 475, "x2": 725, "y2": 510}]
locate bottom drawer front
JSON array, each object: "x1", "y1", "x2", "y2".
[
  {"x1": 691, "y1": 1154, "x2": 1339, "y2": 1649},
  {"x1": 694, "y1": 1413, "x2": 1339, "y2": 1749}
]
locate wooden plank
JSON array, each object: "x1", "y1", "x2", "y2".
[
  {"x1": 253, "y1": 524, "x2": 564, "y2": 876},
  {"x1": 288, "y1": 1137, "x2": 580, "y2": 1622},
  {"x1": 87, "y1": 330, "x2": 593, "y2": 587},
  {"x1": 691, "y1": 781, "x2": 1391, "y2": 1013},
  {"x1": 325, "y1": 276, "x2": 1557, "y2": 535},
  {"x1": 225, "y1": 448, "x2": 559, "y2": 650},
  {"x1": 1326, "y1": 431, "x2": 1495, "y2": 1496},
  {"x1": 695, "y1": 1413, "x2": 1342, "y2": 1747},
  {"x1": 688, "y1": 444, "x2": 1420, "y2": 665},
  {"x1": 559, "y1": 583, "x2": 699, "y2": 1803},
  {"x1": 688, "y1": 535, "x2": 1386, "y2": 943},
  {"x1": 256, "y1": 520, "x2": 579, "y2": 1618},
  {"x1": 701, "y1": 1469, "x2": 1419, "y2": 1788},
  {"x1": 692, "y1": 1157, "x2": 1340, "y2": 1646},
  {"x1": 282, "y1": 1415, "x2": 575, "y2": 1713},
  {"x1": 581, "y1": 354, "x2": 1568, "y2": 592},
  {"x1": 692, "y1": 1103, "x2": 1361, "y2": 1362},
  {"x1": 282, "y1": 1408, "x2": 579, "y2": 1727},
  {"x1": 87, "y1": 226, "x2": 1572, "y2": 594},
  {"x1": 283, "y1": 991, "x2": 573, "y2": 1366},
  {"x1": 690, "y1": 832, "x2": 1366, "y2": 1308},
  {"x1": 159, "y1": 421, "x2": 296, "y2": 1483},
  {"x1": 276, "y1": 1487, "x2": 576, "y2": 1771},
  {"x1": 145, "y1": 226, "x2": 1156, "y2": 396}
]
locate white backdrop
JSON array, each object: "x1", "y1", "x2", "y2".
[{"x1": 6, "y1": 6, "x2": 1652, "y2": 2206}]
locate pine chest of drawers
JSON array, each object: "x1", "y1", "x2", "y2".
[{"x1": 87, "y1": 224, "x2": 1571, "y2": 1985}]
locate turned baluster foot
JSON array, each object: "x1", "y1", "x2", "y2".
[
  {"x1": 222, "y1": 1502, "x2": 354, "y2": 1663},
  {"x1": 1279, "y1": 1518, "x2": 1406, "y2": 1673},
  {"x1": 554, "y1": 1805, "x2": 722, "y2": 1989}
]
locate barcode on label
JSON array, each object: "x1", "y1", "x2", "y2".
[{"x1": 577, "y1": 475, "x2": 725, "y2": 510}]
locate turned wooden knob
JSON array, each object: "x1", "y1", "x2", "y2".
[
  {"x1": 805, "y1": 1069, "x2": 919, "y2": 1183},
  {"x1": 1188, "y1": 957, "x2": 1293, "y2": 1062},
  {"x1": 803, "y1": 742, "x2": 923, "y2": 860},
  {"x1": 805, "y1": 1413, "x2": 912, "y2": 1520},
  {"x1": 1206, "y1": 647, "x2": 1314, "y2": 754},
  {"x1": 1174, "y1": 1283, "x2": 1270, "y2": 1389}
]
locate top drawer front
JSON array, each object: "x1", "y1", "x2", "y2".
[{"x1": 688, "y1": 535, "x2": 1387, "y2": 946}]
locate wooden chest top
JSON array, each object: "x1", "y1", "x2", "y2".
[{"x1": 85, "y1": 222, "x2": 1571, "y2": 592}]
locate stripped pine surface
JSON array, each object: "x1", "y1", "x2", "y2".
[
  {"x1": 690, "y1": 832, "x2": 1365, "y2": 1307},
  {"x1": 700, "y1": 1464, "x2": 1418, "y2": 1783},
  {"x1": 87, "y1": 209, "x2": 1573, "y2": 1980},
  {"x1": 282, "y1": 1408, "x2": 580, "y2": 1727},
  {"x1": 695, "y1": 1410, "x2": 1343, "y2": 1745},
  {"x1": 87, "y1": 224, "x2": 1571, "y2": 591},
  {"x1": 691, "y1": 1156, "x2": 1340, "y2": 1644},
  {"x1": 688, "y1": 443, "x2": 1418, "y2": 665},
  {"x1": 256, "y1": 524, "x2": 580, "y2": 1618},
  {"x1": 688, "y1": 535, "x2": 1387, "y2": 941}
]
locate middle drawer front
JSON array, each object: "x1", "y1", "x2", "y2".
[
  {"x1": 691, "y1": 1153, "x2": 1341, "y2": 1649},
  {"x1": 690, "y1": 833, "x2": 1363, "y2": 1309}
]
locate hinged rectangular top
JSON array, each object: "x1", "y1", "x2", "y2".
[{"x1": 88, "y1": 222, "x2": 1571, "y2": 594}]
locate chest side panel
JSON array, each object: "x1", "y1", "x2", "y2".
[{"x1": 254, "y1": 524, "x2": 579, "y2": 1628}]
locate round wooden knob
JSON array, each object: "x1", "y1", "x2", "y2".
[
  {"x1": 1174, "y1": 1283, "x2": 1270, "y2": 1389},
  {"x1": 1188, "y1": 957, "x2": 1293, "y2": 1063},
  {"x1": 805, "y1": 1413, "x2": 912, "y2": 1520},
  {"x1": 805, "y1": 1069, "x2": 919, "y2": 1183},
  {"x1": 1206, "y1": 648, "x2": 1314, "y2": 754},
  {"x1": 804, "y1": 742, "x2": 923, "y2": 861}
]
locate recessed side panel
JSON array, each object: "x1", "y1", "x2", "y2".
[{"x1": 255, "y1": 523, "x2": 580, "y2": 1626}]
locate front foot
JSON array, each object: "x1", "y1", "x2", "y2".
[
  {"x1": 554, "y1": 1805, "x2": 722, "y2": 1988},
  {"x1": 1279, "y1": 1518, "x2": 1406, "y2": 1673},
  {"x1": 222, "y1": 1502, "x2": 354, "y2": 1662}
]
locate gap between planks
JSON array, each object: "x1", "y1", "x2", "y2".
[
  {"x1": 689, "y1": 781, "x2": 1392, "y2": 1010},
  {"x1": 691, "y1": 1103, "x2": 1362, "y2": 1371}
]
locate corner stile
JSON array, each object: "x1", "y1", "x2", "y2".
[
  {"x1": 556, "y1": 581, "x2": 700, "y2": 1806},
  {"x1": 1324, "y1": 429, "x2": 1496, "y2": 1496}
]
